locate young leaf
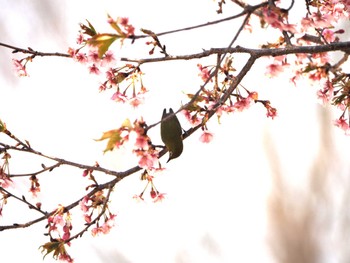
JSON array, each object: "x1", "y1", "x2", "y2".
[
  {"x1": 0, "y1": 119, "x2": 6, "y2": 132},
  {"x1": 95, "y1": 129, "x2": 122, "y2": 153},
  {"x1": 80, "y1": 20, "x2": 97, "y2": 37},
  {"x1": 87, "y1": 33, "x2": 120, "y2": 58}
]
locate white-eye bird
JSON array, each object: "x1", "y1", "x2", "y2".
[{"x1": 160, "y1": 108, "x2": 183, "y2": 162}]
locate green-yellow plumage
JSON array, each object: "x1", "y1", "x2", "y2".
[{"x1": 161, "y1": 108, "x2": 183, "y2": 162}]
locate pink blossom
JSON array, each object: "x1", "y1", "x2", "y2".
[
  {"x1": 91, "y1": 214, "x2": 116, "y2": 236},
  {"x1": 52, "y1": 215, "x2": 65, "y2": 226},
  {"x1": 266, "y1": 63, "x2": 284, "y2": 77},
  {"x1": 29, "y1": 185, "x2": 40, "y2": 197},
  {"x1": 312, "y1": 52, "x2": 330, "y2": 64},
  {"x1": 331, "y1": 3, "x2": 348, "y2": 18},
  {"x1": 322, "y1": 29, "x2": 336, "y2": 43},
  {"x1": 266, "y1": 105, "x2": 277, "y2": 119},
  {"x1": 129, "y1": 96, "x2": 143, "y2": 108},
  {"x1": 58, "y1": 253, "x2": 74, "y2": 263},
  {"x1": 88, "y1": 64, "x2": 100, "y2": 75},
  {"x1": 197, "y1": 64, "x2": 211, "y2": 82},
  {"x1": 102, "y1": 50, "x2": 116, "y2": 66},
  {"x1": 99, "y1": 83, "x2": 107, "y2": 92},
  {"x1": 126, "y1": 25, "x2": 135, "y2": 36},
  {"x1": 111, "y1": 91, "x2": 127, "y2": 103},
  {"x1": 117, "y1": 17, "x2": 135, "y2": 36},
  {"x1": 88, "y1": 50, "x2": 100, "y2": 63},
  {"x1": 118, "y1": 17, "x2": 129, "y2": 27},
  {"x1": 138, "y1": 152, "x2": 157, "y2": 169},
  {"x1": 79, "y1": 196, "x2": 90, "y2": 213},
  {"x1": 153, "y1": 192, "x2": 166, "y2": 203},
  {"x1": 67, "y1": 47, "x2": 77, "y2": 57},
  {"x1": 233, "y1": 98, "x2": 251, "y2": 111},
  {"x1": 183, "y1": 110, "x2": 201, "y2": 126},
  {"x1": 262, "y1": 7, "x2": 296, "y2": 33},
  {"x1": 301, "y1": 17, "x2": 314, "y2": 31},
  {"x1": 280, "y1": 23, "x2": 297, "y2": 33},
  {"x1": 84, "y1": 214, "x2": 92, "y2": 223},
  {"x1": 76, "y1": 33, "x2": 85, "y2": 44},
  {"x1": 310, "y1": 12, "x2": 333, "y2": 28},
  {"x1": 199, "y1": 131, "x2": 214, "y2": 143},
  {"x1": 74, "y1": 52, "x2": 88, "y2": 64},
  {"x1": 106, "y1": 68, "x2": 115, "y2": 81},
  {"x1": 0, "y1": 172, "x2": 14, "y2": 189},
  {"x1": 12, "y1": 59, "x2": 28, "y2": 77},
  {"x1": 91, "y1": 227, "x2": 99, "y2": 236},
  {"x1": 317, "y1": 80, "x2": 334, "y2": 104},
  {"x1": 135, "y1": 134, "x2": 149, "y2": 149},
  {"x1": 220, "y1": 104, "x2": 236, "y2": 114},
  {"x1": 248, "y1": 91, "x2": 258, "y2": 101},
  {"x1": 62, "y1": 229, "x2": 71, "y2": 241},
  {"x1": 334, "y1": 117, "x2": 350, "y2": 134}
]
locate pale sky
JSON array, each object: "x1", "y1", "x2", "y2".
[{"x1": 1, "y1": 1, "x2": 350, "y2": 263}]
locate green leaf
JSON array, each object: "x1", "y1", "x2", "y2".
[
  {"x1": 87, "y1": 33, "x2": 120, "y2": 58},
  {"x1": 39, "y1": 241, "x2": 62, "y2": 260},
  {"x1": 121, "y1": 118, "x2": 132, "y2": 129},
  {"x1": 95, "y1": 129, "x2": 122, "y2": 153}
]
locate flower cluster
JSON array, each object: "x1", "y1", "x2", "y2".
[
  {"x1": 40, "y1": 205, "x2": 74, "y2": 262},
  {"x1": 68, "y1": 16, "x2": 146, "y2": 108},
  {"x1": 133, "y1": 171, "x2": 166, "y2": 203},
  {"x1": 0, "y1": 152, "x2": 13, "y2": 189},
  {"x1": 0, "y1": 151, "x2": 14, "y2": 217},
  {"x1": 261, "y1": 6, "x2": 296, "y2": 33},
  {"x1": 96, "y1": 118, "x2": 160, "y2": 169},
  {"x1": 132, "y1": 119, "x2": 160, "y2": 169},
  {"x1": 256, "y1": 1, "x2": 350, "y2": 133},
  {"x1": 40, "y1": 240, "x2": 73, "y2": 263},
  {"x1": 328, "y1": 73, "x2": 350, "y2": 134},
  {"x1": 79, "y1": 191, "x2": 117, "y2": 236},
  {"x1": 107, "y1": 16, "x2": 135, "y2": 38},
  {"x1": 47, "y1": 205, "x2": 72, "y2": 242},
  {"x1": 185, "y1": 57, "x2": 277, "y2": 142},
  {"x1": 91, "y1": 213, "x2": 116, "y2": 236}
]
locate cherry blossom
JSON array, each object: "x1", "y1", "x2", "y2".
[
  {"x1": 199, "y1": 130, "x2": 214, "y2": 143},
  {"x1": 334, "y1": 116, "x2": 350, "y2": 135}
]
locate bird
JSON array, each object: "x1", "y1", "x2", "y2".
[{"x1": 160, "y1": 108, "x2": 183, "y2": 162}]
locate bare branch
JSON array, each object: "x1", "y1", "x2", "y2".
[{"x1": 0, "y1": 42, "x2": 70, "y2": 58}]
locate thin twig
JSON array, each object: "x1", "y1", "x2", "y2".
[
  {"x1": 132, "y1": 2, "x2": 268, "y2": 40},
  {"x1": 0, "y1": 187, "x2": 47, "y2": 215},
  {"x1": 0, "y1": 176, "x2": 120, "y2": 231},
  {"x1": 0, "y1": 42, "x2": 70, "y2": 57}
]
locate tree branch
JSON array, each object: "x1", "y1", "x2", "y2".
[
  {"x1": 0, "y1": 175, "x2": 120, "y2": 231},
  {"x1": 0, "y1": 42, "x2": 70, "y2": 58},
  {"x1": 125, "y1": 42, "x2": 350, "y2": 64}
]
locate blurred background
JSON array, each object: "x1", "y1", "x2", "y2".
[{"x1": 1, "y1": 1, "x2": 350, "y2": 262}]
